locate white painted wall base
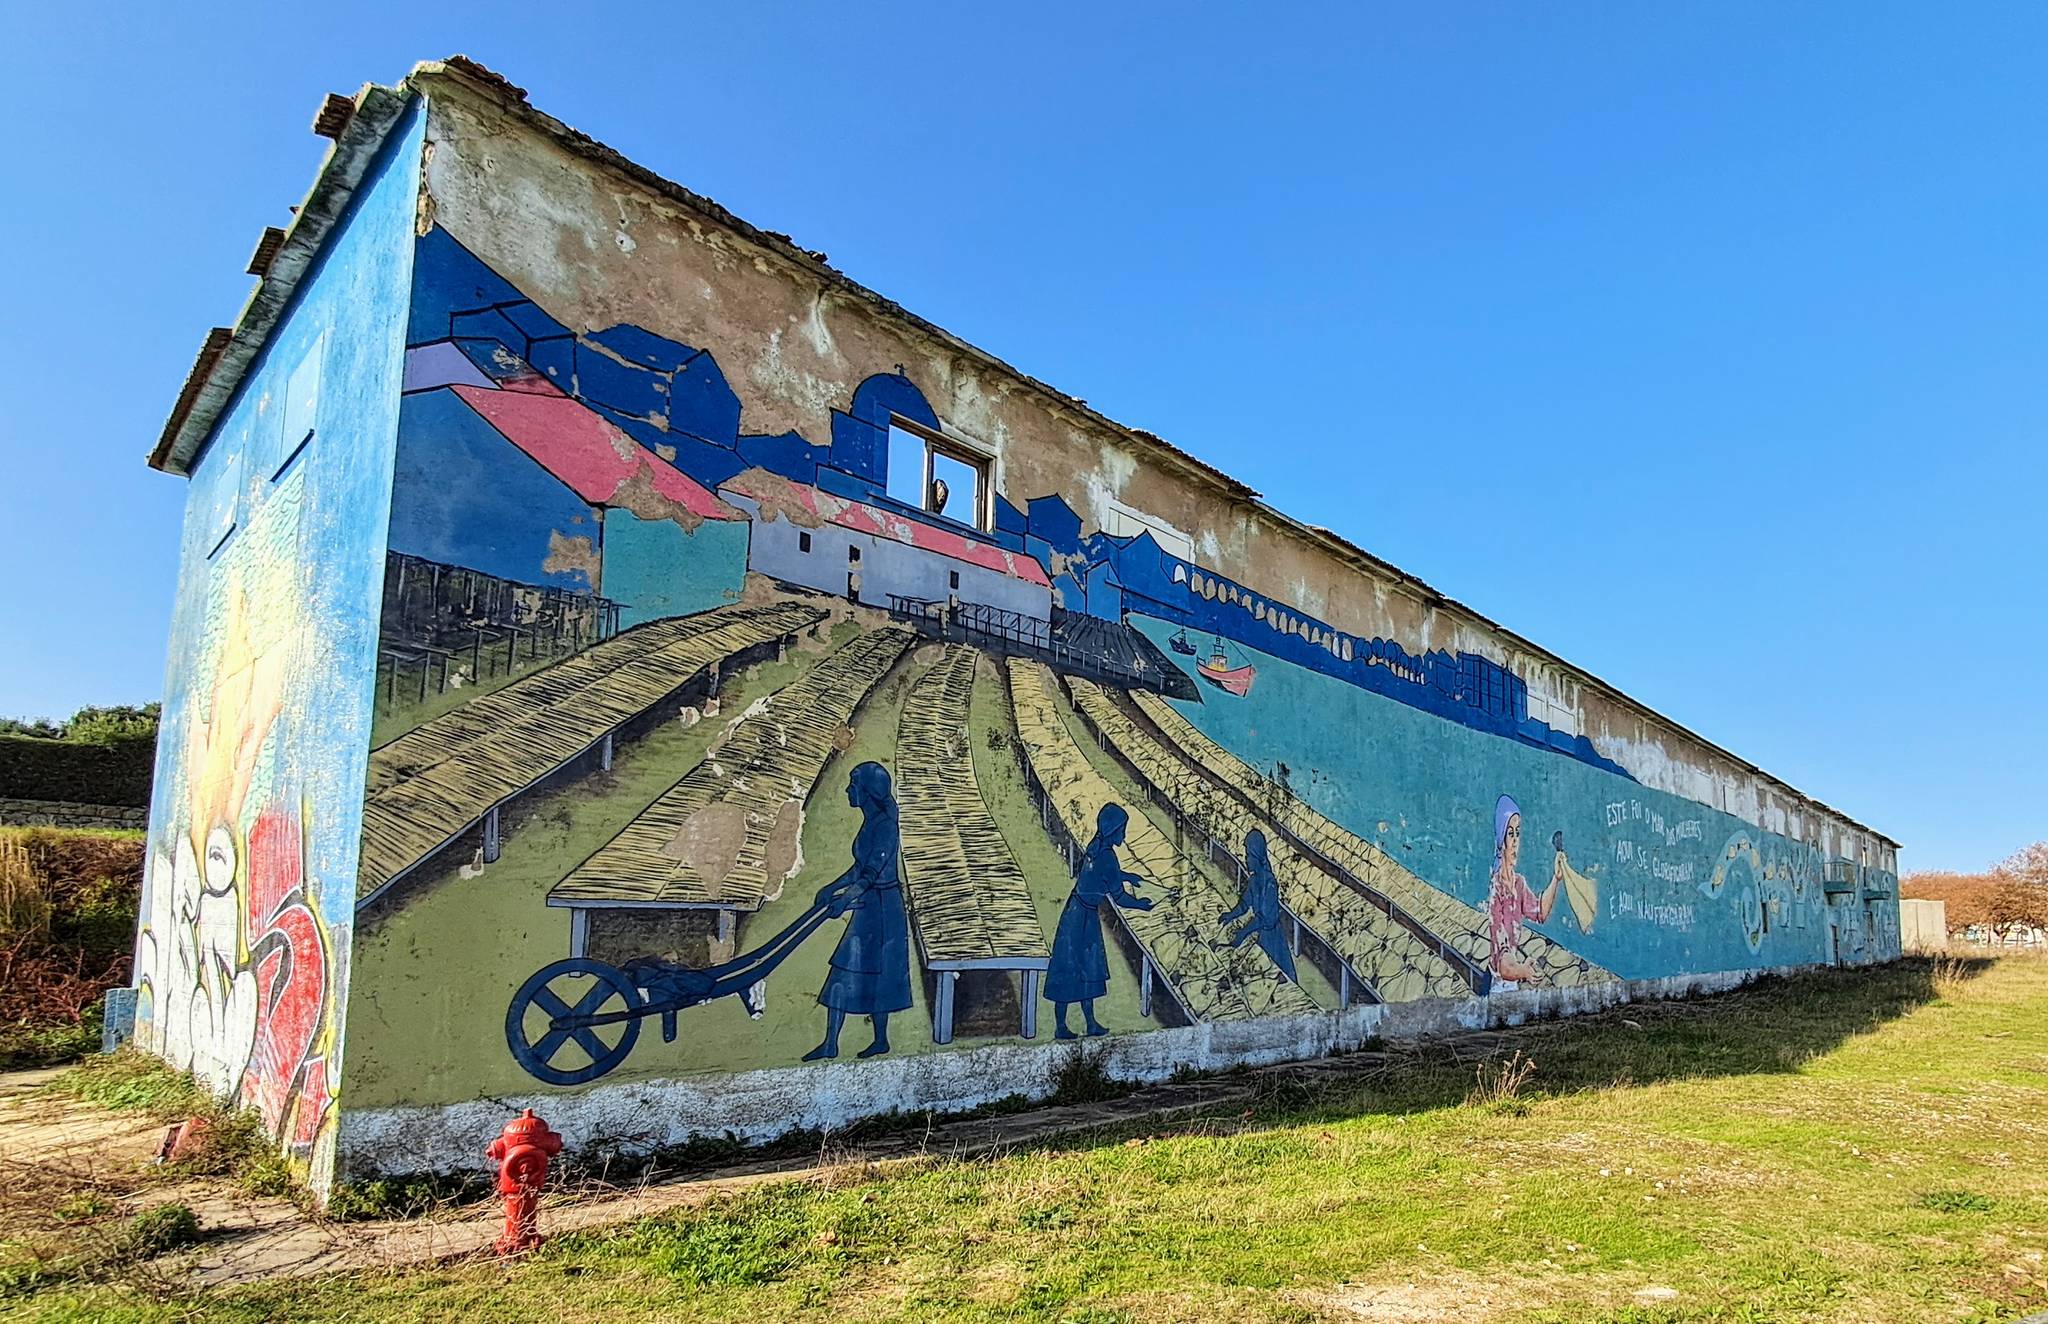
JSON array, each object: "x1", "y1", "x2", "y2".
[{"x1": 336, "y1": 960, "x2": 1839, "y2": 1179}]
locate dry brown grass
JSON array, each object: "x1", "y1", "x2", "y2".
[
  {"x1": 1933, "y1": 952, "x2": 1975, "y2": 1000},
  {"x1": 0, "y1": 834, "x2": 51, "y2": 941},
  {"x1": 1465, "y1": 1049, "x2": 1537, "y2": 1108},
  {"x1": 0, "y1": 828, "x2": 140, "y2": 1068}
]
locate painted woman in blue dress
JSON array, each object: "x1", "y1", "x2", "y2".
[
  {"x1": 1220, "y1": 829, "x2": 1298, "y2": 982},
  {"x1": 804, "y1": 761, "x2": 912, "y2": 1061},
  {"x1": 1045, "y1": 802, "x2": 1156, "y2": 1039}
]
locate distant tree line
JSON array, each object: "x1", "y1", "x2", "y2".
[
  {"x1": 1903, "y1": 841, "x2": 2048, "y2": 944},
  {"x1": 0, "y1": 703, "x2": 160, "y2": 744},
  {"x1": 0, "y1": 704, "x2": 159, "y2": 809}
]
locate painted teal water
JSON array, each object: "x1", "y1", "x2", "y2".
[{"x1": 1131, "y1": 616, "x2": 1889, "y2": 978}]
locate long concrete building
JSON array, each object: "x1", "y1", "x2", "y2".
[{"x1": 132, "y1": 58, "x2": 1900, "y2": 1194}]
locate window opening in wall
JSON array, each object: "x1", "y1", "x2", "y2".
[
  {"x1": 927, "y1": 449, "x2": 984, "y2": 527},
  {"x1": 847, "y1": 544, "x2": 861, "y2": 564},
  {"x1": 798, "y1": 531, "x2": 812, "y2": 553},
  {"x1": 949, "y1": 570, "x2": 960, "y2": 591},
  {"x1": 884, "y1": 419, "x2": 991, "y2": 531},
  {"x1": 885, "y1": 424, "x2": 925, "y2": 507}
]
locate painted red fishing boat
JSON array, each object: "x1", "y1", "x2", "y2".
[{"x1": 1196, "y1": 637, "x2": 1255, "y2": 696}]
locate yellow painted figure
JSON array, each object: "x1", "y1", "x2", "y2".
[{"x1": 1551, "y1": 831, "x2": 1599, "y2": 934}]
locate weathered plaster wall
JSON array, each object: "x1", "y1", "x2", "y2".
[
  {"x1": 409, "y1": 69, "x2": 1892, "y2": 875},
  {"x1": 132, "y1": 101, "x2": 422, "y2": 1194},
  {"x1": 321, "y1": 66, "x2": 1899, "y2": 1177}
]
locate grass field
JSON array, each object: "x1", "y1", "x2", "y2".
[{"x1": 17, "y1": 954, "x2": 2047, "y2": 1323}]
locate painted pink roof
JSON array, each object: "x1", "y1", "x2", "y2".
[
  {"x1": 449, "y1": 385, "x2": 738, "y2": 521},
  {"x1": 733, "y1": 478, "x2": 1051, "y2": 586}
]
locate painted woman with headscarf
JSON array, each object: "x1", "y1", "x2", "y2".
[
  {"x1": 1488, "y1": 794, "x2": 1558, "y2": 986},
  {"x1": 1045, "y1": 802, "x2": 1155, "y2": 1039},
  {"x1": 804, "y1": 762, "x2": 912, "y2": 1060},
  {"x1": 1220, "y1": 829, "x2": 1297, "y2": 982}
]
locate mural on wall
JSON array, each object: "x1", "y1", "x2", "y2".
[
  {"x1": 344, "y1": 225, "x2": 1899, "y2": 1102},
  {"x1": 134, "y1": 99, "x2": 424, "y2": 1188},
  {"x1": 135, "y1": 462, "x2": 339, "y2": 1154}
]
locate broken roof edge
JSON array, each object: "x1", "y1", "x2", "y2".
[
  {"x1": 148, "y1": 82, "x2": 415, "y2": 476},
  {"x1": 151, "y1": 54, "x2": 1899, "y2": 852}
]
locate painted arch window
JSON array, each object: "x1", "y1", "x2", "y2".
[{"x1": 884, "y1": 418, "x2": 991, "y2": 531}]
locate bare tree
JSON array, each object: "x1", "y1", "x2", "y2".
[
  {"x1": 1996, "y1": 841, "x2": 2048, "y2": 888},
  {"x1": 1987, "y1": 841, "x2": 2048, "y2": 944}
]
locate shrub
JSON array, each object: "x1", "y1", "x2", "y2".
[
  {"x1": 125, "y1": 1203, "x2": 200, "y2": 1255},
  {"x1": 238, "y1": 1153, "x2": 300, "y2": 1200},
  {"x1": 323, "y1": 1172, "x2": 486, "y2": 1222},
  {"x1": 0, "y1": 828, "x2": 142, "y2": 1069},
  {"x1": 1048, "y1": 1045, "x2": 1121, "y2": 1105},
  {"x1": 0, "y1": 733, "x2": 155, "y2": 807},
  {"x1": 159, "y1": 1109, "x2": 268, "y2": 1179}
]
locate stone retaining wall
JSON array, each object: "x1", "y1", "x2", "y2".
[{"x1": 0, "y1": 797, "x2": 148, "y2": 831}]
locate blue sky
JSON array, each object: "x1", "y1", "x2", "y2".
[{"x1": 1, "y1": 3, "x2": 2041, "y2": 872}]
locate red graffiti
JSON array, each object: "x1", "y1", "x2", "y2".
[
  {"x1": 291, "y1": 1057, "x2": 331, "y2": 1148},
  {"x1": 246, "y1": 805, "x2": 302, "y2": 926},
  {"x1": 239, "y1": 805, "x2": 332, "y2": 1148}
]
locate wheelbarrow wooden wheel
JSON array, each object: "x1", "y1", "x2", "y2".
[{"x1": 506, "y1": 958, "x2": 643, "y2": 1086}]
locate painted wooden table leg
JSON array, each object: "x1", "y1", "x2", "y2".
[
  {"x1": 599, "y1": 732, "x2": 614, "y2": 771},
  {"x1": 934, "y1": 970, "x2": 957, "y2": 1045},
  {"x1": 1019, "y1": 970, "x2": 1040, "y2": 1039}
]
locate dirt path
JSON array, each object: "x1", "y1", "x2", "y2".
[
  {"x1": 0, "y1": 1067, "x2": 305, "y2": 1275},
  {"x1": 3, "y1": 1053, "x2": 1327, "y2": 1288}
]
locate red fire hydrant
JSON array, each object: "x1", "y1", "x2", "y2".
[{"x1": 485, "y1": 1108, "x2": 563, "y2": 1256}]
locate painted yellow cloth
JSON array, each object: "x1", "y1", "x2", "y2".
[{"x1": 1554, "y1": 851, "x2": 1599, "y2": 934}]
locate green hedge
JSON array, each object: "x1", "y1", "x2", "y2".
[{"x1": 0, "y1": 734, "x2": 155, "y2": 808}]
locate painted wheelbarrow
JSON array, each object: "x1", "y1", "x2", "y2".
[{"x1": 505, "y1": 879, "x2": 852, "y2": 1086}]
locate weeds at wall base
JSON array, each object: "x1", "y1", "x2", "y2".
[
  {"x1": 323, "y1": 1172, "x2": 489, "y2": 1223},
  {"x1": 45, "y1": 1047, "x2": 214, "y2": 1119}
]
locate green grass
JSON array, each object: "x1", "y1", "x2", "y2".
[
  {"x1": 0, "y1": 826, "x2": 145, "y2": 842},
  {"x1": 14, "y1": 955, "x2": 2048, "y2": 1322},
  {"x1": 46, "y1": 1047, "x2": 214, "y2": 1118}
]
